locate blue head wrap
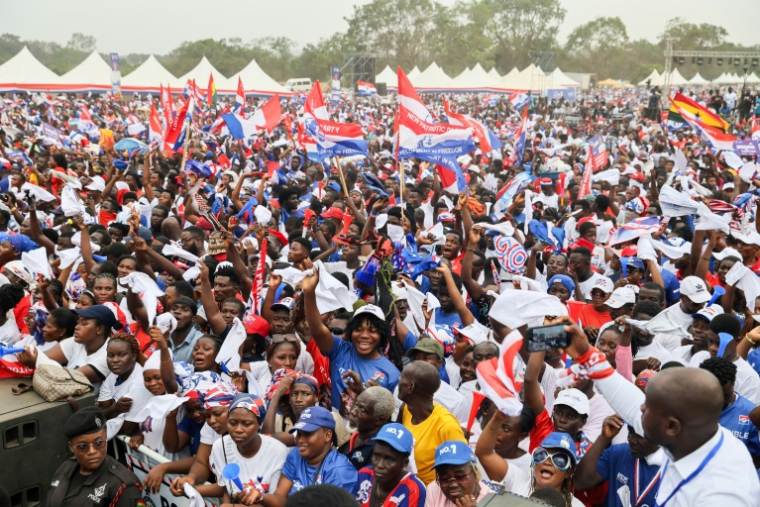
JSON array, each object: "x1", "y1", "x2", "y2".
[{"x1": 547, "y1": 274, "x2": 575, "y2": 295}]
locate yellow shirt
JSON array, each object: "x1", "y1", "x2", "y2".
[{"x1": 401, "y1": 403, "x2": 466, "y2": 485}]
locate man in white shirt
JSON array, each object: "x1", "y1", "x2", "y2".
[
  {"x1": 724, "y1": 87, "x2": 738, "y2": 111},
  {"x1": 563, "y1": 318, "x2": 760, "y2": 506},
  {"x1": 569, "y1": 247, "x2": 613, "y2": 300},
  {"x1": 533, "y1": 178, "x2": 560, "y2": 210},
  {"x1": 654, "y1": 276, "x2": 712, "y2": 351}
]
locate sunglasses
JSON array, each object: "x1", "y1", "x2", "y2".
[
  {"x1": 329, "y1": 327, "x2": 345, "y2": 336},
  {"x1": 590, "y1": 291, "x2": 607, "y2": 298},
  {"x1": 269, "y1": 335, "x2": 299, "y2": 344},
  {"x1": 531, "y1": 447, "x2": 572, "y2": 471},
  {"x1": 73, "y1": 439, "x2": 107, "y2": 452},
  {"x1": 436, "y1": 470, "x2": 471, "y2": 485}
]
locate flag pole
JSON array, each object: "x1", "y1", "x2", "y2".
[
  {"x1": 179, "y1": 119, "x2": 192, "y2": 172},
  {"x1": 335, "y1": 156, "x2": 350, "y2": 197}
]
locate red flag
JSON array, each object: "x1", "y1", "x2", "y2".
[
  {"x1": 577, "y1": 149, "x2": 594, "y2": 200},
  {"x1": 443, "y1": 95, "x2": 491, "y2": 153},
  {"x1": 256, "y1": 94, "x2": 282, "y2": 134},
  {"x1": 148, "y1": 103, "x2": 165, "y2": 149},
  {"x1": 266, "y1": 160, "x2": 280, "y2": 177},
  {"x1": 236, "y1": 77, "x2": 246, "y2": 113},
  {"x1": 161, "y1": 83, "x2": 175, "y2": 126},
  {"x1": 251, "y1": 237, "x2": 267, "y2": 315},
  {"x1": 164, "y1": 98, "x2": 190, "y2": 146}
]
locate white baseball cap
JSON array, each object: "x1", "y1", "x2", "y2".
[
  {"x1": 85, "y1": 176, "x2": 106, "y2": 193},
  {"x1": 353, "y1": 304, "x2": 385, "y2": 321},
  {"x1": 680, "y1": 276, "x2": 712, "y2": 304},
  {"x1": 554, "y1": 388, "x2": 590, "y2": 416},
  {"x1": 712, "y1": 247, "x2": 742, "y2": 262},
  {"x1": 692, "y1": 305, "x2": 723, "y2": 322},
  {"x1": 591, "y1": 277, "x2": 614, "y2": 294},
  {"x1": 605, "y1": 287, "x2": 637, "y2": 309}
]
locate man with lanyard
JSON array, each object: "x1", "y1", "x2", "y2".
[
  {"x1": 560, "y1": 315, "x2": 760, "y2": 506},
  {"x1": 575, "y1": 415, "x2": 664, "y2": 507}
]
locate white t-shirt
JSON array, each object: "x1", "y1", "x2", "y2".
[
  {"x1": 141, "y1": 406, "x2": 191, "y2": 461},
  {"x1": 534, "y1": 193, "x2": 559, "y2": 210},
  {"x1": 209, "y1": 434, "x2": 289, "y2": 496},
  {"x1": 584, "y1": 391, "x2": 628, "y2": 446},
  {"x1": 734, "y1": 357, "x2": 760, "y2": 404},
  {"x1": 200, "y1": 422, "x2": 225, "y2": 446},
  {"x1": 59, "y1": 337, "x2": 110, "y2": 379},
  {"x1": 0, "y1": 310, "x2": 20, "y2": 344},
  {"x1": 674, "y1": 346, "x2": 710, "y2": 368},
  {"x1": 445, "y1": 355, "x2": 461, "y2": 389},
  {"x1": 634, "y1": 342, "x2": 678, "y2": 365},
  {"x1": 98, "y1": 364, "x2": 153, "y2": 423},
  {"x1": 502, "y1": 463, "x2": 584, "y2": 506},
  {"x1": 594, "y1": 219, "x2": 614, "y2": 244}
]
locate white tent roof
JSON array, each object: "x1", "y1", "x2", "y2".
[
  {"x1": 406, "y1": 66, "x2": 421, "y2": 80},
  {"x1": 179, "y1": 56, "x2": 231, "y2": 90},
  {"x1": 60, "y1": 51, "x2": 110, "y2": 86},
  {"x1": 688, "y1": 72, "x2": 710, "y2": 85},
  {"x1": 638, "y1": 69, "x2": 662, "y2": 87},
  {"x1": 668, "y1": 68, "x2": 689, "y2": 86},
  {"x1": 451, "y1": 63, "x2": 495, "y2": 89},
  {"x1": 546, "y1": 67, "x2": 581, "y2": 88},
  {"x1": 453, "y1": 67, "x2": 471, "y2": 82},
  {"x1": 487, "y1": 68, "x2": 501, "y2": 81},
  {"x1": 228, "y1": 59, "x2": 289, "y2": 95},
  {"x1": 746, "y1": 72, "x2": 760, "y2": 85},
  {"x1": 712, "y1": 73, "x2": 735, "y2": 85},
  {"x1": 413, "y1": 62, "x2": 454, "y2": 88},
  {"x1": 122, "y1": 55, "x2": 182, "y2": 91},
  {"x1": 0, "y1": 46, "x2": 61, "y2": 87},
  {"x1": 494, "y1": 64, "x2": 540, "y2": 91},
  {"x1": 375, "y1": 65, "x2": 397, "y2": 85}
]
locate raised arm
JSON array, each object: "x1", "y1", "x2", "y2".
[
  {"x1": 27, "y1": 197, "x2": 56, "y2": 256},
  {"x1": 523, "y1": 350, "x2": 546, "y2": 416},
  {"x1": 475, "y1": 410, "x2": 509, "y2": 481},
  {"x1": 575, "y1": 415, "x2": 622, "y2": 490},
  {"x1": 301, "y1": 260, "x2": 335, "y2": 355},
  {"x1": 196, "y1": 260, "x2": 228, "y2": 337},
  {"x1": 462, "y1": 227, "x2": 485, "y2": 300},
  {"x1": 224, "y1": 230, "x2": 252, "y2": 301},
  {"x1": 142, "y1": 151, "x2": 156, "y2": 204},
  {"x1": 74, "y1": 215, "x2": 96, "y2": 276},
  {"x1": 436, "y1": 264, "x2": 475, "y2": 327}
]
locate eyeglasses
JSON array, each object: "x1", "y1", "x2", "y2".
[
  {"x1": 531, "y1": 447, "x2": 572, "y2": 471},
  {"x1": 590, "y1": 291, "x2": 607, "y2": 298},
  {"x1": 73, "y1": 440, "x2": 107, "y2": 452},
  {"x1": 329, "y1": 327, "x2": 345, "y2": 336},
  {"x1": 436, "y1": 471, "x2": 472, "y2": 485}
]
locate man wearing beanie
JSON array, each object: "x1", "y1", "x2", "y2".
[{"x1": 45, "y1": 406, "x2": 142, "y2": 506}]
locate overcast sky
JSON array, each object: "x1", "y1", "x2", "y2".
[{"x1": 5, "y1": 0, "x2": 760, "y2": 55}]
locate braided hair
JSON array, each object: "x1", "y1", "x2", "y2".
[
  {"x1": 93, "y1": 272, "x2": 117, "y2": 288},
  {"x1": 108, "y1": 332, "x2": 146, "y2": 366},
  {"x1": 0, "y1": 284, "x2": 25, "y2": 313}
]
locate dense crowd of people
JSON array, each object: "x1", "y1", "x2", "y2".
[{"x1": 1, "y1": 80, "x2": 760, "y2": 507}]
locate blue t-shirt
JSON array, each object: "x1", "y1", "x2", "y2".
[
  {"x1": 596, "y1": 443, "x2": 660, "y2": 507},
  {"x1": 433, "y1": 309, "x2": 463, "y2": 330},
  {"x1": 177, "y1": 415, "x2": 202, "y2": 455},
  {"x1": 660, "y1": 268, "x2": 681, "y2": 306},
  {"x1": 327, "y1": 336, "x2": 400, "y2": 418},
  {"x1": 747, "y1": 348, "x2": 760, "y2": 378},
  {"x1": 719, "y1": 394, "x2": 760, "y2": 456},
  {"x1": 282, "y1": 448, "x2": 358, "y2": 495}
]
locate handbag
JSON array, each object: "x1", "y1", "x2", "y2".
[{"x1": 13, "y1": 364, "x2": 94, "y2": 402}]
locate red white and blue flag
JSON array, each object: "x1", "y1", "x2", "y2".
[
  {"x1": 443, "y1": 96, "x2": 501, "y2": 154},
  {"x1": 608, "y1": 215, "x2": 667, "y2": 246},
  {"x1": 508, "y1": 106, "x2": 529, "y2": 166},
  {"x1": 509, "y1": 92, "x2": 530, "y2": 110},
  {"x1": 494, "y1": 169, "x2": 535, "y2": 215},
  {"x1": 356, "y1": 81, "x2": 377, "y2": 96},
  {"x1": 236, "y1": 77, "x2": 246, "y2": 114},
  {"x1": 302, "y1": 82, "x2": 368, "y2": 161},
  {"x1": 589, "y1": 134, "x2": 608, "y2": 170},
  {"x1": 160, "y1": 83, "x2": 174, "y2": 127},
  {"x1": 396, "y1": 68, "x2": 474, "y2": 193},
  {"x1": 78, "y1": 105, "x2": 97, "y2": 135}
]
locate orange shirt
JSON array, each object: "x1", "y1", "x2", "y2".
[{"x1": 577, "y1": 303, "x2": 611, "y2": 329}]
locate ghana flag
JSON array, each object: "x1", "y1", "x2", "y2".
[
  {"x1": 207, "y1": 74, "x2": 218, "y2": 107},
  {"x1": 670, "y1": 92, "x2": 729, "y2": 133}
]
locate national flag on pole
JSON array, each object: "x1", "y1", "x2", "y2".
[
  {"x1": 443, "y1": 95, "x2": 493, "y2": 154},
  {"x1": 248, "y1": 237, "x2": 267, "y2": 316},
  {"x1": 78, "y1": 105, "x2": 97, "y2": 135},
  {"x1": 396, "y1": 68, "x2": 474, "y2": 190},
  {"x1": 249, "y1": 94, "x2": 282, "y2": 134},
  {"x1": 207, "y1": 74, "x2": 218, "y2": 107},
  {"x1": 665, "y1": 106, "x2": 687, "y2": 131},
  {"x1": 164, "y1": 98, "x2": 190, "y2": 147},
  {"x1": 671, "y1": 100, "x2": 736, "y2": 151},
  {"x1": 508, "y1": 106, "x2": 529, "y2": 165},
  {"x1": 508, "y1": 92, "x2": 530, "y2": 110},
  {"x1": 220, "y1": 114, "x2": 262, "y2": 140},
  {"x1": 236, "y1": 77, "x2": 246, "y2": 114},
  {"x1": 608, "y1": 215, "x2": 666, "y2": 246},
  {"x1": 476, "y1": 357, "x2": 522, "y2": 417},
  {"x1": 160, "y1": 84, "x2": 174, "y2": 127},
  {"x1": 210, "y1": 105, "x2": 230, "y2": 135},
  {"x1": 302, "y1": 82, "x2": 368, "y2": 160},
  {"x1": 589, "y1": 134, "x2": 608, "y2": 170},
  {"x1": 577, "y1": 149, "x2": 594, "y2": 200},
  {"x1": 671, "y1": 92, "x2": 729, "y2": 133},
  {"x1": 148, "y1": 103, "x2": 164, "y2": 148},
  {"x1": 356, "y1": 81, "x2": 377, "y2": 96}
]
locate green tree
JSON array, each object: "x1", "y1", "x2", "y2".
[
  {"x1": 67, "y1": 33, "x2": 96, "y2": 53},
  {"x1": 468, "y1": 0, "x2": 565, "y2": 70},
  {"x1": 563, "y1": 17, "x2": 629, "y2": 79},
  {"x1": 660, "y1": 17, "x2": 728, "y2": 48}
]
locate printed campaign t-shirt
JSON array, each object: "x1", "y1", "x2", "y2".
[
  {"x1": 356, "y1": 469, "x2": 426, "y2": 507},
  {"x1": 327, "y1": 336, "x2": 400, "y2": 419},
  {"x1": 282, "y1": 447, "x2": 358, "y2": 495},
  {"x1": 209, "y1": 435, "x2": 288, "y2": 496},
  {"x1": 596, "y1": 444, "x2": 663, "y2": 507},
  {"x1": 719, "y1": 394, "x2": 760, "y2": 456}
]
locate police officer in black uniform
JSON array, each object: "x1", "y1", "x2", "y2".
[{"x1": 45, "y1": 406, "x2": 143, "y2": 507}]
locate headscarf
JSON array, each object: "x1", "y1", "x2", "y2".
[
  {"x1": 547, "y1": 275, "x2": 576, "y2": 295},
  {"x1": 180, "y1": 371, "x2": 238, "y2": 408},
  {"x1": 0, "y1": 233, "x2": 38, "y2": 254},
  {"x1": 30, "y1": 301, "x2": 49, "y2": 346},
  {"x1": 228, "y1": 393, "x2": 267, "y2": 424},
  {"x1": 264, "y1": 368, "x2": 321, "y2": 408}
]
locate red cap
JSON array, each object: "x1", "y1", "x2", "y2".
[
  {"x1": 321, "y1": 207, "x2": 344, "y2": 220},
  {"x1": 620, "y1": 245, "x2": 638, "y2": 257},
  {"x1": 539, "y1": 177, "x2": 554, "y2": 186},
  {"x1": 629, "y1": 172, "x2": 645, "y2": 182},
  {"x1": 244, "y1": 315, "x2": 270, "y2": 337},
  {"x1": 268, "y1": 230, "x2": 288, "y2": 246},
  {"x1": 576, "y1": 216, "x2": 594, "y2": 230}
]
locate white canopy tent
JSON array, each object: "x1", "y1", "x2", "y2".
[
  {"x1": 453, "y1": 67, "x2": 471, "y2": 82},
  {"x1": 0, "y1": 46, "x2": 62, "y2": 92},
  {"x1": 638, "y1": 69, "x2": 662, "y2": 87},
  {"x1": 375, "y1": 65, "x2": 397, "y2": 86},
  {"x1": 451, "y1": 63, "x2": 496, "y2": 90},
  {"x1": 413, "y1": 62, "x2": 454, "y2": 89},
  {"x1": 688, "y1": 73, "x2": 710, "y2": 85},
  {"x1": 546, "y1": 67, "x2": 581, "y2": 88},
  {"x1": 60, "y1": 50, "x2": 111, "y2": 91},
  {"x1": 406, "y1": 66, "x2": 422, "y2": 81},
  {"x1": 487, "y1": 68, "x2": 501, "y2": 82},
  {"x1": 122, "y1": 55, "x2": 183, "y2": 92},
  {"x1": 746, "y1": 73, "x2": 760, "y2": 85},
  {"x1": 494, "y1": 64, "x2": 541, "y2": 91},
  {"x1": 179, "y1": 56, "x2": 232, "y2": 92},
  {"x1": 227, "y1": 59, "x2": 289, "y2": 96},
  {"x1": 668, "y1": 68, "x2": 689, "y2": 86},
  {"x1": 713, "y1": 73, "x2": 737, "y2": 85}
]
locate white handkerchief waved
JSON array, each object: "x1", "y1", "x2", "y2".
[
  {"x1": 314, "y1": 261, "x2": 358, "y2": 314},
  {"x1": 725, "y1": 261, "x2": 760, "y2": 313},
  {"x1": 22, "y1": 247, "x2": 53, "y2": 279},
  {"x1": 120, "y1": 272, "x2": 165, "y2": 326},
  {"x1": 131, "y1": 394, "x2": 190, "y2": 424},
  {"x1": 216, "y1": 318, "x2": 247, "y2": 373},
  {"x1": 162, "y1": 242, "x2": 200, "y2": 263}
]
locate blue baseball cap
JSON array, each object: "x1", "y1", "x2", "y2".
[
  {"x1": 372, "y1": 423, "x2": 413, "y2": 454},
  {"x1": 539, "y1": 432, "x2": 577, "y2": 467},
  {"x1": 625, "y1": 256, "x2": 645, "y2": 271},
  {"x1": 432, "y1": 441, "x2": 476, "y2": 469},
  {"x1": 289, "y1": 406, "x2": 335, "y2": 434},
  {"x1": 71, "y1": 305, "x2": 123, "y2": 331}
]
